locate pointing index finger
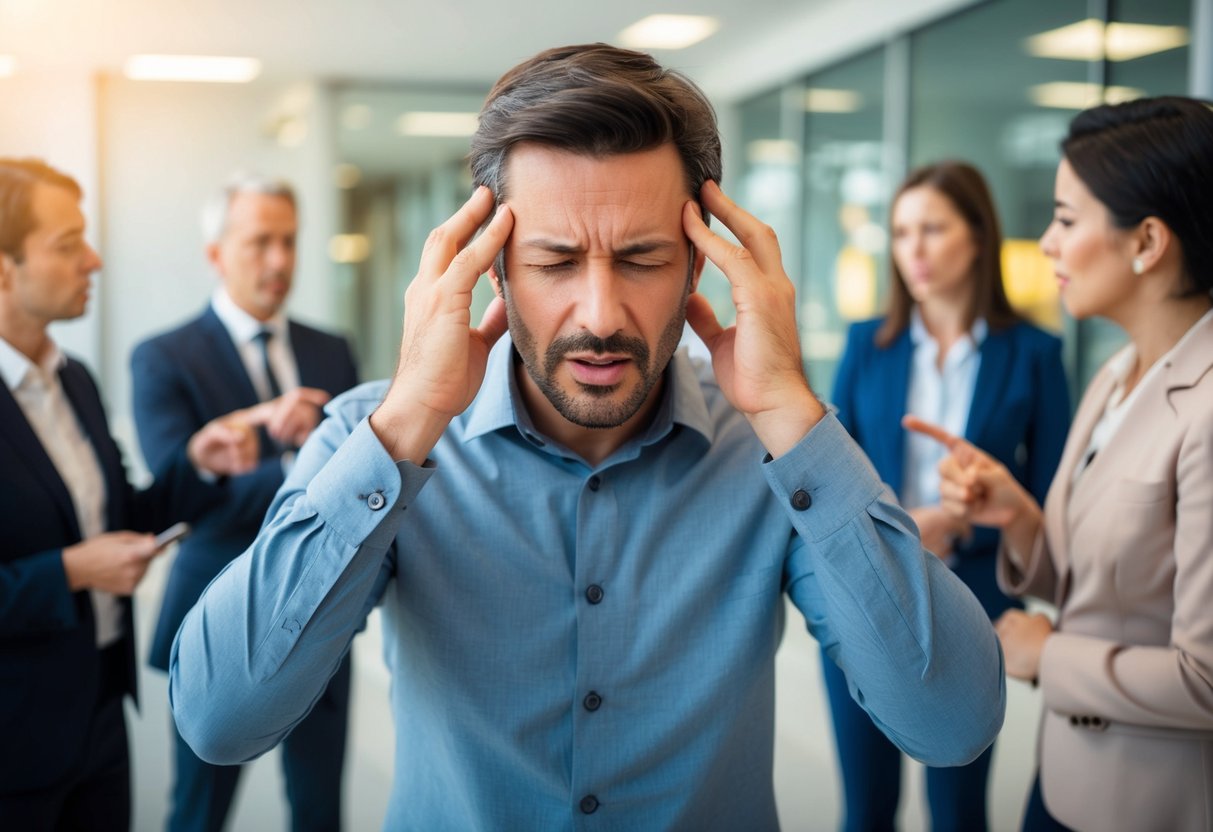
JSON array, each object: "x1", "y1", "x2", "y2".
[{"x1": 902, "y1": 414, "x2": 961, "y2": 450}]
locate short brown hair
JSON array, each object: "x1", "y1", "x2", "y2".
[
  {"x1": 876, "y1": 160, "x2": 1019, "y2": 348},
  {"x1": 470, "y1": 44, "x2": 722, "y2": 210},
  {"x1": 0, "y1": 158, "x2": 82, "y2": 263}
]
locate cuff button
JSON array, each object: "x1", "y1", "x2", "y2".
[
  {"x1": 791, "y1": 489, "x2": 812, "y2": 511},
  {"x1": 367, "y1": 492, "x2": 386, "y2": 511}
]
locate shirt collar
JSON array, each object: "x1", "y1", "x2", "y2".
[
  {"x1": 907, "y1": 308, "x2": 988, "y2": 349},
  {"x1": 0, "y1": 334, "x2": 65, "y2": 392},
  {"x1": 211, "y1": 286, "x2": 288, "y2": 346},
  {"x1": 463, "y1": 333, "x2": 714, "y2": 449}
]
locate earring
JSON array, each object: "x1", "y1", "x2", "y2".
[{"x1": 1132, "y1": 257, "x2": 1145, "y2": 275}]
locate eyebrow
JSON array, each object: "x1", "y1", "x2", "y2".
[
  {"x1": 517, "y1": 238, "x2": 680, "y2": 257},
  {"x1": 47, "y1": 226, "x2": 85, "y2": 244},
  {"x1": 1053, "y1": 199, "x2": 1073, "y2": 210}
]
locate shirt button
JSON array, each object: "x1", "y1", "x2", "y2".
[
  {"x1": 1069, "y1": 716, "x2": 1079, "y2": 726},
  {"x1": 585, "y1": 584, "x2": 604, "y2": 604},
  {"x1": 367, "y1": 492, "x2": 386, "y2": 511},
  {"x1": 580, "y1": 795, "x2": 599, "y2": 814},
  {"x1": 583, "y1": 691, "x2": 602, "y2": 711},
  {"x1": 588, "y1": 475, "x2": 601, "y2": 492},
  {"x1": 790, "y1": 489, "x2": 812, "y2": 511}
]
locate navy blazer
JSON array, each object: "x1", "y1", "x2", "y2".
[
  {"x1": 131, "y1": 306, "x2": 358, "y2": 670},
  {"x1": 0, "y1": 358, "x2": 215, "y2": 794},
  {"x1": 831, "y1": 318, "x2": 1071, "y2": 617}
]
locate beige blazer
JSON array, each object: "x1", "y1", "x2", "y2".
[{"x1": 999, "y1": 313, "x2": 1213, "y2": 832}]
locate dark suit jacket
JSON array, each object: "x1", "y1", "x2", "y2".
[
  {"x1": 131, "y1": 306, "x2": 358, "y2": 670},
  {"x1": 830, "y1": 318, "x2": 1071, "y2": 617},
  {"x1": 0, "y1": 358, "x2": 215, "y2": 793}
]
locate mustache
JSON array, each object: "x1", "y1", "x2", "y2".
[{"x1": 543, "y1": 332, "x2": 650, "y2": 378}]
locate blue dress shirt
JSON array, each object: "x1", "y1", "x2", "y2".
[{"x1": 170, "y1": 336, "x2": 1005, "y2": 831}]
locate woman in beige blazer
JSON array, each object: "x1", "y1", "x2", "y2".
[{"x1": 908, "y1": 95, "x2": 1213, "y2": 832}]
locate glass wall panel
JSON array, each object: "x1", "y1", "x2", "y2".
[
  {"x1": 799, "y1": 48, "x2": 888, "y2": 397},
  {"x1": 910, "y1": 0, "x2": 1088, "y2": 344},
  {"x1": 1073, "y1": 0, "x2": 1194, "y2": 386},
  {"x1": 333, "y1": 85, "x2": 487, "y2": 380}
]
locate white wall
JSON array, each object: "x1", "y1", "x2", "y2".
[
  {"x1": 96, "y1": 75, "x2": 341, "y2": 438},
  {"x1": 0, "y1": 70, "x2": 104, "y2": 372}
]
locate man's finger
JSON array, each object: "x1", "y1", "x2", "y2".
[
  {"x1": 681, "y1": 200, "x2": 760, "y2": 290},
  {"x1": 444, "y1": 204, "x2": 514, "y2": 294},
  {"x1": 697, "y1": 181, "x2": 784, "y2": 275},
  {"x1": 902, "y1": 415, "x2": 961, "y2": 450},
  {"x1": 417, "y1": 186, "x2": 497, "y2": 281},
  {"x1": 294, "y1": 387, "x2": 332, "y2": 407}
]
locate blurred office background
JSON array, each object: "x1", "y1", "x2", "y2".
[{"x1": 2, "y1": 0, "x2": 1207, "y2": 828}]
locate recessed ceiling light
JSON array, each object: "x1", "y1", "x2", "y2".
[
  {"x1": 746, "y1": 139, "x2": 799, "y2": 166},
  {"x1": 124, "y1": 55, "x2": 261, "y2": 83},
  {"x1": 1026, "y1": 19, "x2": 1189, "y2": 62},
  {"x1": 805, "y1": 88, "x2": 863, "y2": 113},
  {"x1": 395, "y1": 111, "x2": 480, "y2": 137},
  {"x1": 0, "y1": 55, "x2": 16, "y2": 78},
  {"x1": 619, "y1": 14, "x2": 720, "y2": 50},
  {"x1": 330, "y1": 234, "x2": 371, "y2": 263},
  {"x1": 1028, "y1": 81, "x2": 1144, "y2": 110}
]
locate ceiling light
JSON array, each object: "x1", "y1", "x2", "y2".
[
  {"x1": 746, "y1": 139, "x2": 799, "y2": 166},
  {"x1": 0, "y1": 55, "x2": 16, "y2": 77},
  {"x1": 330, "y1": 234, "x2": 371, "y2": 264},
  {"x1": 619, "y1": 14, "x2": 720, "y2": 50},
  {"x1": 124, "y1": 55, "x2": 261, "y2": 83},
  {"x1": 1026, "y1": 19, "x2": 1189, "y2": 62},
  {"x1": 395, "y1": 111, "x2": 480, "y2": 137},
  {"x1": 805, "y1": 88, "x2": 863, "y2": 113},
  {"x1": 1028, "y1": 81, "x2": 1145, "y2": 110}
]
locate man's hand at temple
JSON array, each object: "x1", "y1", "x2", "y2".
[{"x1": 682, "y1": 180, "x2": 825, "y2": 458}]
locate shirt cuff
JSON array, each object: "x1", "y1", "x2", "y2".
[
  {"x1": 305, "y1": 416, "x2": 436, "y2": 548},
  {"x1": 762, "y1": 411, "x2": 886, "y2": 543}
]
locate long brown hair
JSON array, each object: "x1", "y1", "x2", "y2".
[{"x1": 875, "y1": 160, "x2": 1020, "y2": 348}]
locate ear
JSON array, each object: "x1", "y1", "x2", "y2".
[
  {"x1": 205, "y1": 241, "x2": 224, "y2": 275},
  {"x1": 690, "y1": 245, "x2": 706, "y2": 294},
  {"x1": 0, "y1": 252, "x2": 15, "y2": 290},
  {"x1": 488, "y1": 262, "x2": 504, "y2": 298},
  {"x1": 1130, "y1": 217, "x2": 1173, "y2": 274}
]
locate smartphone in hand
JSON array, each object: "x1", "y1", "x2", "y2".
[{"x1": 153, "y1": 521, "x2": 191, "y2": 551}]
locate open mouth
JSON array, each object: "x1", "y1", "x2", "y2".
[{"x1": 568, "y1": 355, "x2": 631, "y2": 386}]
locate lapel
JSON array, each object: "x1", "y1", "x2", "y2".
[
  {"x1": 200, "y1": 306, "x2": 261, "y2": 407},
  {"x1": 881, "y1": 331, "x2": 912, "y2": 494},
  {"x1": 964, "y1": 326, "x2": 1011, "y2": 447},
  {"x1": 1066, "y1": 313, "x2": 1213, "y2": 536},
  {"x1": 59, "y1": 361, "x2": 124, "y2": 531},
  {"x1": 289, "y1": 321, "x2": 320, "y2": 389},
  {"x1": 0, "y1": 379, "x2": 80, "y2": 536}
]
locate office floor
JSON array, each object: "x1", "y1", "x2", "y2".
[{"x1": 128, "y1": 551, "x2": 1042, "y2": 831}]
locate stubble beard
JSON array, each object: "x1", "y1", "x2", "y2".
[{"x1": 505, "y1": 286, "x2": 690, "y2": 430}]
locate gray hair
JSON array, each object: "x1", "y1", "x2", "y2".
[{"x1": 200, "y1": 172, "x2": 297, "y2": 244}]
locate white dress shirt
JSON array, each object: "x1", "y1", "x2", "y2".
[
  {"x1": 901, "y1": 310, "x2": 987, "y2": 510},
  {"x1": 211, "y1": 287, "x2": 299, "y2": 401},
  {"x1": 0, "y1": 335, "x2": 122, "y2": 647}
]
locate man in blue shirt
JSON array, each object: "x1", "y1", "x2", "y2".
[{"x1": 170, "y1": 44, "x2": 1005, "y2": 830}]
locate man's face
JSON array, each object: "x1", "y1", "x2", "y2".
[
  {"x1": 208, "y1": 192, "x2": 296, "y2": 321},
  {"x1": 497, "y1": 143, "x2": 701, "y2": 430},
  {"x1": 0, "y1": 183, "x2": 101, "y2": 327}
]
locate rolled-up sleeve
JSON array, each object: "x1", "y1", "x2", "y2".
[{"x1": 772, "y1": 413, "x2": 1006, "y2": 767}]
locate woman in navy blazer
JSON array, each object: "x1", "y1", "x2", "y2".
[{"x1": 822, "y1": 161, "x2": 1071, "y2": 831}]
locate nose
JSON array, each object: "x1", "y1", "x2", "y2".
[
  {"x1": 576, "y1": 261, "x2": 627, "y2": 340},
  {"x1": 1039, "y1": 223, "x2": 1057, "y2": 258},
  {"x1": 83, "y1": 243, "x2": 103, "y2": 272},
  {"x1": 267, "y1": 240, "x2": 294, "y2": 273}
]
